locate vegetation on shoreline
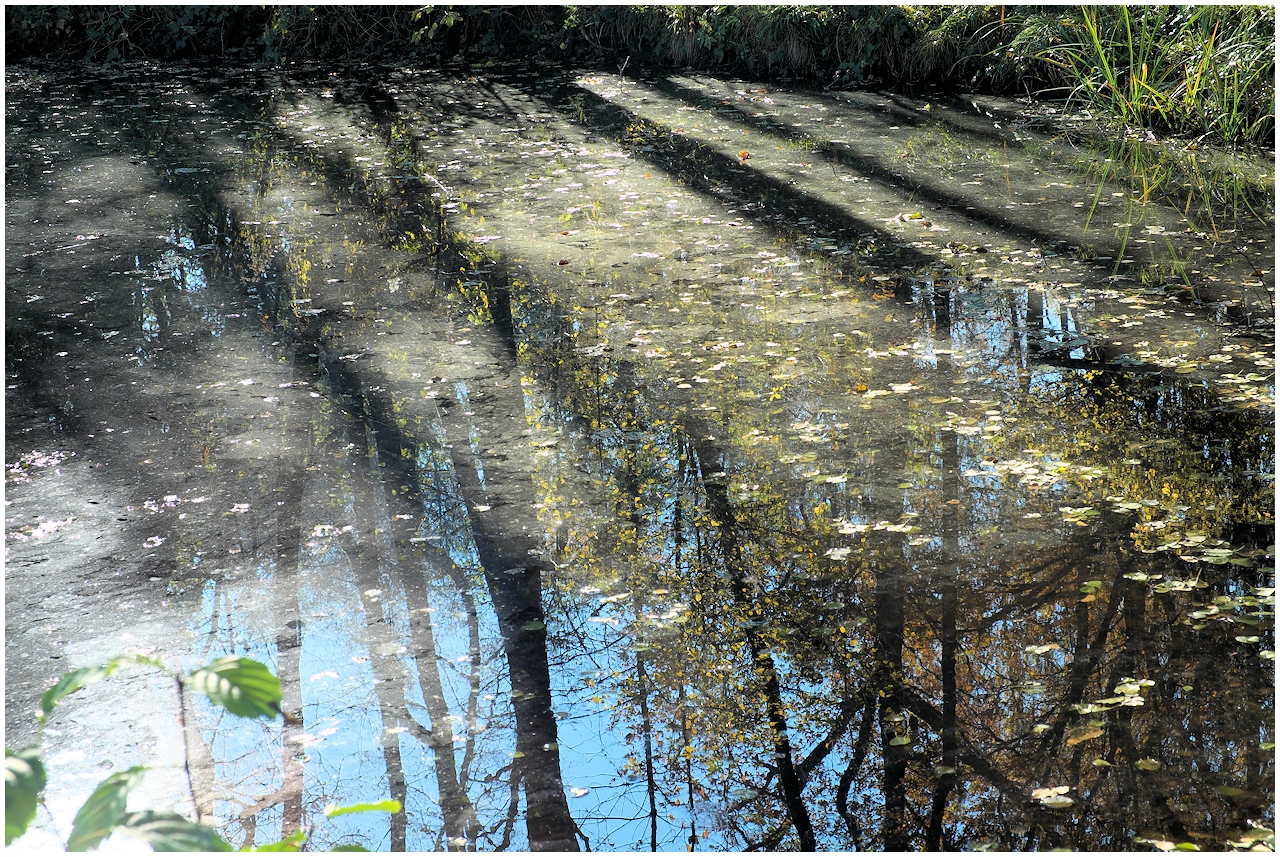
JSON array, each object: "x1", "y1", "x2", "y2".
[{"x1": 7, "y1": 5, "x2": 1274, "y2": 147}]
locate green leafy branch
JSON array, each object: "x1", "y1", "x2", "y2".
[{"x1": 6, "y1": 655, "x2": 400, "y2": 852}]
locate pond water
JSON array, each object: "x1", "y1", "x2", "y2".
[{"x1": 5, "y1": 61, "x2": 1274, "y2": 852}]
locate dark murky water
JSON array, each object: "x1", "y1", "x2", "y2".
[{"x1": 6, "y1": 62, "x2": 1274, "y2": 851}]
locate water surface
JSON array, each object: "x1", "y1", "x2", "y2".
[{"x1": 5, "y1": 62, "x2": 1274, "y2": 851}]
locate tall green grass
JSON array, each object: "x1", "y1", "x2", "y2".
[
  {"x1": 1034, "y1": 6, "x2": 1274, "y2": 146},
  {"x1": 5, "y1": 5, "x2": 1274, "y2": 147}
]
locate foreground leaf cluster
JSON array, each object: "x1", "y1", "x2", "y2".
[{"x1": 5, "y1": 655, "x2": 399, "y2": 852}]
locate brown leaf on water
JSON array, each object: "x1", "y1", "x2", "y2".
[{"x1": 1065, "y1": 725, "x2": 1105, "y2": 746}]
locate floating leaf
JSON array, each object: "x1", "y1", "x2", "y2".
[
  {"x1": 1123, "y1": 572, "x2": 1162, "y2": 582},
  {"x1": 1136, "y1": 838, "x2": 1177, "y2": 852},
  {"x1": 1135, "y1": 758, "x2": 1162, "y2": 771},
  {"x1": 68, "y1": 767, "x2": 146, "y2": 851},
  {"x1": 1228, "y1": 827, "x2": 1275, "y2": 849},
  {"x1": 889, "y1": 734, "x2": 912, "y2": 746},
  {"x1": 1032, "y1": 786, "x2": 1070, "y2": 800},
  {"x1": 187, "y1": 657, "x2": 281, "y2": 720},
  {"x1": 5, "y1": 746, "x2": 45, "y2": 845},
  {"x1": 1066, "y1": 725, "x2": 1105, "y2": 746},
  {"x1": 1034, "y1": 787, "x2": 1075, "y2": 813}
]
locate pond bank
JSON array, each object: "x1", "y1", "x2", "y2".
[{"x1": 7, "y1": 5, "x2": 1275, "y2": 147}]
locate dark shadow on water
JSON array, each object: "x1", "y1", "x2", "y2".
[
  {"x1": 534, "y1": 78, "x2": 935, "y2": 272},
  {"x1": 647, "y1": 73, "x2": 1134, "y2": 268}
]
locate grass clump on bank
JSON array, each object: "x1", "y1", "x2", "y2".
[
  {"x1": 6, "y1": 5, "x2": 1274, "y2": 147},
  {"x1": 1030, "y1": 6, "x2": 1274, "y2": 147}
]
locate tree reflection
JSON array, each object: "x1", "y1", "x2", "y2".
[{"x1": 507, "y1": 268, "x2": 1272, "y2": 850}]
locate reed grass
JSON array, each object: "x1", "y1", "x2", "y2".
[
  {"x1": 6, "y1": 5, "x2": 1273, "y2": 147},
  {"x1": 1035, "y1": 6, "x2": 1274, "y2": 147}
]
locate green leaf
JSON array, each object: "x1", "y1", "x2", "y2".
[
  {"x1": 115, "y1": 811, "x2": 233, "y2": 851},
  {"x1": 36, "y1": 656, "x2": 161, "y2": 724},
  {"x1": 186, "y1": 657, "x2": 281, "y2": 720},
  {"x1": 67, "y1": 766, "x2": 146, "y2": 851},
  {"x1": 5, "y1": 746, "x2": 46, "y2": 845},
  {"x1": 250, "y1": 829, "x2": 307, "y2": 851},
  {"x1": 39, "y1": 665, "x2": 117, "y2": 724},
  {"x1": 888, "y1": 735, "x2": 912, "y2": 746},
  {"x1": 324, "y1": 800, "x2": 402, "y2": 819}
]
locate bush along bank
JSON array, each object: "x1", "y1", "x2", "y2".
[{"x1": 6, "y1": 5, "x2": 1274, "y2": 147}]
